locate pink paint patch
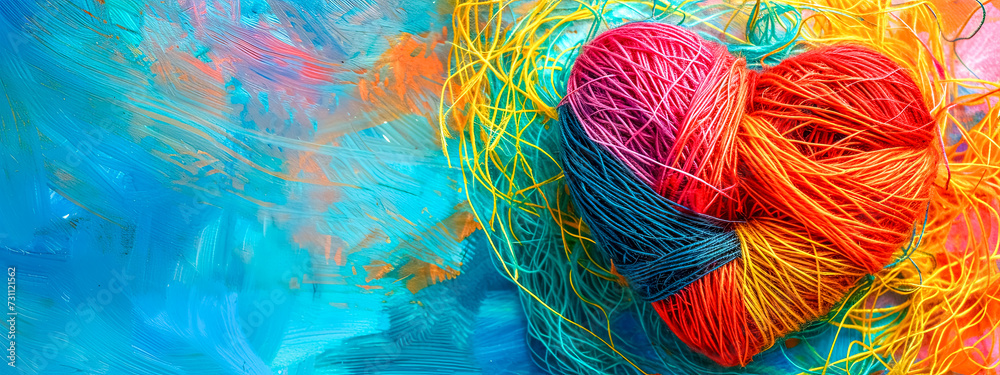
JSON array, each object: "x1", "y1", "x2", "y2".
[{"x1": 951, "y1": 3, "x2": 1000, "y2": 82}]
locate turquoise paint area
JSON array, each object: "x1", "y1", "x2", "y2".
[{"x1": 0, "y1": 0, "x2": 540, "y2": 373}]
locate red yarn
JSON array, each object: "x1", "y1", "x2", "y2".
[{"x1": 565, "y1": 23, "x2": 938, "y2": 366}]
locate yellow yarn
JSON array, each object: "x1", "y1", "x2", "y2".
[{"x1": 439, "y1": 0, "x2": 1000, "y2": 373}]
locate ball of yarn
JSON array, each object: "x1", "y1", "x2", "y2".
[{"x1": 561, "y1": 22, "x2": 938, "y2": 366}]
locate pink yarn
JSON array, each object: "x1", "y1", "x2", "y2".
[{"x1": 565, "y1": 23, "x2": 715, "y2": 192}]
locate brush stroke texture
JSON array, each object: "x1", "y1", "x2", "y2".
[{"x1": 0, "y1": 0, "x2": 542, "y2": 374}]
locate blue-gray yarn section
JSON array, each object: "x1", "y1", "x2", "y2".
[{"x1": 559, "y1": 105, "x2": 743, "y2": 302}]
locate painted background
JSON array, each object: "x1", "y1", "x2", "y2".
[{"x1": 0, "y1": 0, "x2": 547, "y2": 373}]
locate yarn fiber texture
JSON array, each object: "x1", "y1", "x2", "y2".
[{"x1": 561, "y1": 22, "x2": 939, "y2": 367}]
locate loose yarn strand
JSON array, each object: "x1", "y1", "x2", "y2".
[{"x1": 440, "y1": 0, "x2": 1000, "y2": 373}]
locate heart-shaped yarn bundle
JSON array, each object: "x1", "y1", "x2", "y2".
[{"x1": 560, "y1": 23, "x2": 939, "y2": 367}]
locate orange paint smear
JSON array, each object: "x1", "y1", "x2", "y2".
[
  {"x1": 397, "y1": 258, "x2": 461, "y2": 294},
  {"x1": 442, "y1": 207, "x2": 482, "y2": 242},
  {"x1": 356, "y1": 29, "x2": 448, "y2": 125},
  {"x1": 364, "y1": 260, "x2": 394, "y2": 283}
]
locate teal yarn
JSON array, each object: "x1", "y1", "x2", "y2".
[{"x1": 728, "y1": 2, "x2": 801, "y2": 67}]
